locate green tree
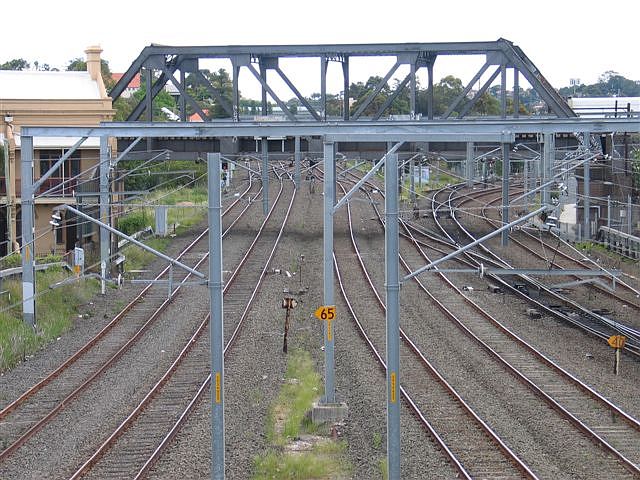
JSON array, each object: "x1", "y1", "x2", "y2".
[
  {"x1": 632, "y1": 149, "x2": 640, "y2": 194},
  {"x1": 349, "y1": 76, "x2": 392, "y2": 117},
  {"x1": 0, "y1": 58, "x2": 30, "y2": 70},
  {"x1": 184, "y1": 68, "x2": 234, "y2": 119},
  {"x1": 113, "y1": 74, "x2": 178, "y2": 121}
]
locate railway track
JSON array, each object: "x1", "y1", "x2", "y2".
[
  {"x1": 68, "y1": 166, "x2": 297, "y2": 479},
  {"x1": 470, "y1": 187, "x2": 640, "y2": 314},
  {"x1": 333, "y1": 182, "x2": 537, "y2": 479},
  {"x1": 0, "y1": 177, "x2": 261, "y2": 465},
  {"x1": 339, "y1": 168, "x2": 640, "y2": 476},
  {"x1": 427, "y1": 184, "x2": 640, "y2": 355}
]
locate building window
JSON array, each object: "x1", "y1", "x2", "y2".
[{"x1": 38, "y1": 149, "x2": 81, "y2": 195}]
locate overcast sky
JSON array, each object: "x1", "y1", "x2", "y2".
[{"x1": 4, "y1": 0, "x2": 639, "y2": 100}]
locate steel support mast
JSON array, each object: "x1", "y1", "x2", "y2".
[
  {"x1": 208, "y1": 153, "x2": 225, "y2": 480},
  {"x1": 322, "y1": 141, "x2": 336, "y2": 404},
  {"x1": 385, "y1": 152, "x2": 401, "y2": 479}
]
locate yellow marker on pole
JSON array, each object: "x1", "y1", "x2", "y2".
[
  {"x1": 390, "y1": 372, "x2": 397, "y2": 403},
  {"x1": 25, "y1": 245, "x2": 30, "y2": 262},
  {"x1": 315, "y1": 306, "x2": 336, "y2": 342},
  {"x1": 608, "y1": 335, "x2": 626, "y2": 349},
  {"x1": 215, "y1": 372, "x2": 221, "y2": 403},
  {"x1": 608, "y1": 335, "x2": 626, "y2": 375},
  {"x1": 314, "y1": 305, "x2": 336, "y2": 321}
]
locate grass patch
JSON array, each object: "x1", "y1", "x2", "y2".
[
  {"x1": 0, "y1": 268, "x2": 99, "y2": 371},
  {"x1": 122, "y1": 236, "x2": 171, "y2": 273},
  {"x1": 253, "y1": 349, "x2": 350, "y2": 479},
  {"x1": 253, "y1": 442, "x2": 348, "y2": 480},
  {"x1": 116, "y1": 184, "x2": 207, "y2": 238},
  {"x1": 267, "y1": 349, "x2": 321, "y2": 445}
]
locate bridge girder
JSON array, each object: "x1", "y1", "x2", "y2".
[{"x1": 111, "y1": 38, "x2": 577, "y2": 123}]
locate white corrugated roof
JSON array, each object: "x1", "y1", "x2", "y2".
[
  {"x1": 14, "y1": 134, "x2": 101, "y2": 149},
  {"x1": 0, "y1": 70, "x2": 101, "y2": 100}
]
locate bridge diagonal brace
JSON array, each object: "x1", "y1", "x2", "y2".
[
  {"x1": 457, "y1": 66, "x2": 501, "y2": 118},
  {"x1": 332, "y1": 142, "x2": 404, "y2": 213},
  {"x1": 373, "y1": 74, "x2": 411, "y2": 120},
  {"x1": 443, "y1": 61, "x2": 491, "y2": 119},
  {"x1": 246, "y1": 63, "x2": 297, "y2": 121},
  {"x1": 352, "y1": 60, "x2": 401, "y2": 120},
  {"x1": 128, "y1": 66, "x2": 177, "y2": 121},
  {"x1": 274, "y1": 66, "x2": 322, "y2": 121},
  {"x1": 193, "y1": 71, "x2": 234, "y2": 118},
  {"x1": 161, "y1": 65, "x2": 209, "y2": 121}
]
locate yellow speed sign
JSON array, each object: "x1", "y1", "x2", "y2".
[
  {"x1": 314, "y1": 305, "x2": 336, "y2": 321},
  {"x1": 608, "y1": 335, "x2": 626, "y2": 349}
]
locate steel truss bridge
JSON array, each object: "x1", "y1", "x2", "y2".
[{"x1": 111, "y1": 38, "x2": 576, "y2": 123}]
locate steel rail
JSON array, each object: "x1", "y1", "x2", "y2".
[
  {"x1": 451, "y1": 188, "x2": 640, "y2": 354},
  {"x1": 422, "y1": 185, "x2": 640, "y2": 475},
  {"x1": 343, "y1": 167, "x2": 640, "y2": 476},
  {"x1": 0, "y1": 177, "x2": 257, "y2": 422},
  {"x1": 479, "y1": 190, "x2": 640, "y2": 311},
  {"x1": 134, "y1": 166, "x2": 297, "y2": 479},
  {"x1": 68, "y1": 165, "x2": 296, "y2": 479},
  {"x1": 0, "y1": 178, "x2": 260, "y2": 462},
  {"x1": 334, "y1": 180, "x2": 536, "y2": 479}
]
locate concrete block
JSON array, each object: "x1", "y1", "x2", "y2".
[{"x1": 311, "y1": 401, "x2": 348, "y2": 424}]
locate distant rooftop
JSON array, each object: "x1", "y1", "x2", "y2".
[
  {"x1": 112, "y1": 72, "x2": 141, "y2": 89},
  {"x1": 0, "y1": 70, "x2": 102, "y2": 100}
]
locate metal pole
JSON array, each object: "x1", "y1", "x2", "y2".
[
  {"x1": 294, "y1": 136, "x2": 301, "y2": 189},
  {"x1": 322, "y1": 141, "x2": 336, "y2": 404},
  {"x1": 321, "y1": 57, "x2": 328, "y2": 120},
  {"x1": 628, "y1": 194, "x2": 632, "y2": 234},
  {"x1": 261, "y1": 137, "x2": 269, "y2": 216},
  {"x1": 409, "y1": 155, "x2": 415, "y2": 204},
  {"x1": 385, "y1": 152, "x2": 401, "y2": 480},
  {"x1": 427, "y1": 62, "x2": 434, "y2": 120},
  {"x1": 260, "y1": 62, "x2": 268, "y2": 116},
  {"x1": 607, "y1": 195, "x2": 611, "y2": 228},
  {"x1": 20, "y1": 135, "x2": 36, "y2": 327},
  {"x1": 342, "y1": 57, "x2": 350, "y2": 121},
  {"x1": 100, "y1": 136, "x2": 110, "y2": 293},
  {"x1": 582, "y1": 132, "x2": 591, "y2": 240},
  {"x1": 208, "y1": 152, "x2": 225, "y2": 480},
  {"x1": 542, "y1": 133, "x2": 554, "y2": 206},
  {"x1": 501, "y1": 143, "x2": 510, "y2": 246},
  {"x1": 410, "y1": 62, "x2": 416, "y2": 119},
  {"x1": 500, "y1": 62, "x2": 507, "y2": 119},
  {"x1": 466, "y1": 142, "x2": 473, "y2": 188},
  {"x1": 513, "y1": 69, "x2": 520, "y2": 119}
]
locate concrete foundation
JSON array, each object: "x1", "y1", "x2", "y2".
[{"x1": 311, "y1": 401, "x2": 348, "y2": 424}]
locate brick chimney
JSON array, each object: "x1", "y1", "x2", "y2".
[{"x1": 85, "y1": 45, "x2": 107, "y2": 98}]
